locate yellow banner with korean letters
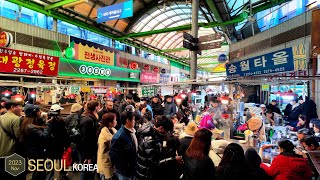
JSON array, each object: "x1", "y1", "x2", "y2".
[
  {"x1": 75, "y1": 43, "x2": 114, "y2": 66},
  {"x1": 293, "y1": 44, "x2": 307, "y2": 71}
]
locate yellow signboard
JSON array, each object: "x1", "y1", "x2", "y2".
[
  {"x1": 261, "y1": 84, "x2": 270, "y2": 91},
  {"x1": 81, "y1": 86, "x2": 91, "y2": 92},
  {"x1": 75, "y1": 43, "x2": 114, "y2": 66},
  {"x1": 212, "y1": 63, "x2": 226, "y2": 73}
]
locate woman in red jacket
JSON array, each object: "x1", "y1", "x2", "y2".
[{"x1": 260, "y1": 140, "x2": 312, "y2": 180}]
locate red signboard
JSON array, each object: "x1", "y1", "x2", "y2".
[
  {"x1": 153, "y1": 67, "x2": 159, "y2": 73},
  {"x1": 0, "y1": 32, "x2": 13, "y2": 47},
  {"x1": 143, "y1": 64, "x2": 150, "y2": 71},
  {"x1": 140, "y1": 71, "x2": 159, "y2": 83},
  {"x1": 130, "y1": 61, "x2": 138, "y2": 70},
  {"x1": 0, "y1": 47, "x2": 59, "y2": 76}
]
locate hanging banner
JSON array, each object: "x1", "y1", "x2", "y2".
[
  {"x1": 0, "y1": 47, "x2": 59, "y2": 76},
  {"x1": 140, "y1": 71, "x2": 159, "y2": 83},
  {"x1": 97, "y1": 0, "x2": 133, "y2": 23},
  {"x1": 226, "y1": 45, "x2": 306, "y2": 77},
  {"x1": 74, "y1": 43, "x2": 114, "y2": 66}
]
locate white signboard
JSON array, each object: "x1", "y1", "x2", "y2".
[{"x1": 161, "y1": 85, "x2": 173, "y2": 96}]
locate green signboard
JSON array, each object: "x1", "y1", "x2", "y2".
[
  {"x1": 58, "y1": 58, "x2": 140, "y2": 82},
  {"x1": 70, "y1": 86, "x2": 80, "y2": 94},
  {"x1": 142, "y1": 86, "x2": 157, "y2": 97}
]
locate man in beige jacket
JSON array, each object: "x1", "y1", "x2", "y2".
[
  {"x1": 0, "y1": 100, "x2": 23, "y2": 179},
  {"x1": 0, "y1": 100, "x2": 23, "y2": 157}
]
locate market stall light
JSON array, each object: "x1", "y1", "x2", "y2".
[
  {"x1": 12, "y1": 94, "x2": 24, "y2": 102},
  {"x1": 180, "y1": 92, "x2": 187, "y2": 99},
  {"x1": 174, "y1": 95, "x2": 182, "y2": 104},
  {"x1": 219, "y1": 96, "x2": 229, "y2": 105},
  {"x1": 30, "y1": 91, "x2": 37, "y2": 98},
  {"x1": 2, "y1": 90, "x2": 12, "y2": 97}
]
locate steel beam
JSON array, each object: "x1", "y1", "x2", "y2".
[
  {"x1": 179, "y1": 56, "x2": 219, "y2": 60},
  {"x1": 44, "y1": 0, "x2": 78, "y2": 10},
  {"x1": 160, "y1": 48, "x2": 187, "y2": 52}
]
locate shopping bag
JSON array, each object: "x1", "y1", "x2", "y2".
[{"x1": 62, "y1": 147, "x2": 73, "y2": 167}]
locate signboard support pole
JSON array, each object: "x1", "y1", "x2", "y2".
[{"x1": 190, "y1": 0, "x2": 199, "y2": 82}]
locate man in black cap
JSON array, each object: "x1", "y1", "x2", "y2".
[
  {"x1": 119, "y1": 94, "x2": 135, "y2": 114},
  {"x1": 267, "y1": 99, "x2": 281, "y2": 114}
]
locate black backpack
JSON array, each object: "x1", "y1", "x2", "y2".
[{"x1": 64, "y1": 113, "x2": 81, "y2": 145}]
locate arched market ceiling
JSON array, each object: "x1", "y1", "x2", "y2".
[{"x1": 23, "y1": 0, "x2": 292, "y2": 72}]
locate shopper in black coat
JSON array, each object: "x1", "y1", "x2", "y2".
[
  {"x1": 150, "y1": 97, "x2": 163, "y2": 117},
  {"x1": 78, "y1": 100, "x2": 100, "y2": 180},
  {"x1": 184, "y1": 129, "x2": 215, "y2": 180},
  {"x1": 20, "y1": 104, "x2": 51, "y2": 180},
  {"x1": 300, "y1": 96, "x2": 318, "y2": 125},
  {"x1": 245, "y1": 148, "x2": 272, "y2": 180}
]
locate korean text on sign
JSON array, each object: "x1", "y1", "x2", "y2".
[
  {"x1": 0, "y1": 47, "x2": 59, "y2": 76},
  {"x1": 226, "y1": 47, "x2": 294, "y2": 77}
]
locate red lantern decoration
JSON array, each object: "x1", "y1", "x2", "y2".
[
  {"x1": 12, "y1": 94, "x2": 24, "y2": 101},
  {"x1": 2, "y1": 90, "x2": 12, "y2": 96},
  {"x1": 89, "y1": 95, "x2": 97, "y2": 99}
]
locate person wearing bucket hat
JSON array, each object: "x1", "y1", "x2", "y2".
[
  {"x1": 247, "y1": 116, "x2": 266, "y2": 142},
  {"x1": 178, "y1": 122, "x2": 198, "y2": 157},
  {"x1": 64, "y1": 103, "x2": 83, "y2": 148}
]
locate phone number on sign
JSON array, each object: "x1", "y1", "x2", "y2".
[{"x1": 13, "y1": 68, "x2": 43, "y2": 74}]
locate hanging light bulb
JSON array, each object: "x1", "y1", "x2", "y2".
[{"x1": 30, "y1": 91, "x2": 37, "y2": 98}]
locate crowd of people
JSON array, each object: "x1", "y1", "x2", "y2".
[{"x1": 0, "y1": 93, "x2": 319, "y2": 180}]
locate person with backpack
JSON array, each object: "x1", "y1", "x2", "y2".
[
  {"x1": 63, "y1": 103, "x2": 83, "y2": 179},
  {"x1": 136, "y1": 115, "x2": 175, "y2": 180}
]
